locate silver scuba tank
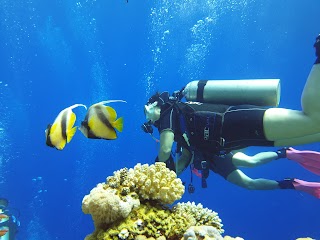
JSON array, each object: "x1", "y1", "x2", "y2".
[{"x1": 183, "y1": 79, "x2": 280, "y2": 107}]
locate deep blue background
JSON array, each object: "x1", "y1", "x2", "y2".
[{"x1": 0, "y1": 0, "x2": 320, "y2": 239}]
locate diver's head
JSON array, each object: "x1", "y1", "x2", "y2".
[
  {"x1": 144, "y1": 91, "x2": 170, "y2": 123},
  {"x1": 141, "y1": 91, "x2": 170, "y2": 136},
  {"x1": 144, "y1": 102, "x2": 161, "y2": 123},
  {"x1": 146, "y1": 91, "x2": 170, "y2": 107}
]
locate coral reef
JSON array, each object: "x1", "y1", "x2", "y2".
[
  {"x1": 83, "y1": 162, "x2": 185, "y2": 228},
  {"x1": 223, "y1": 236, "x2": 244, "y2": 240},
  {"x1": 173, "y1": 202, "x2": 223, "y2": 232},
  {"x1": 107, "y1": 163, "x2": 185, "y2": 204},
  {"x1": 82, "y1": 183, "x2": 140, "y2": 228},
  {"x1": 82, "y1": 162, "x2": 227, "y2": 240},
  {"x1": 84, "y1": 201, "x2": 224, "y2": 240},
  {"x1": 182, "y1": 226, "x2": 223, "y2": 240}
]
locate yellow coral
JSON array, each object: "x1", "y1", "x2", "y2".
[
  {"x1": 98, "y1": 202, "x2": 196, "y2": 240},
  {"x1": 83, "y1": 163, "x2": 225, "y2": 240},
  {"x1": 105, "y1": 162, "x2": 184, "y2": 205},
  {"x1": 131, "y1": 162, "x2": 185, "y2": 204}
]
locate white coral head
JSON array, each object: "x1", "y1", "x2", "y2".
[
  {"x1": 135, "y1": 219, "x2": 144, "y2": 230},
  {"x1": 118, "y1": 228, "x2": 129, "y2": 239}
]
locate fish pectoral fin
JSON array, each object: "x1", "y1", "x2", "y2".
[
  {"x1": 105, "y1": 106, "x2": 117, "y2": 121},
  {"x1": 67, "y1": 126, "x2": 77, "y2": 143},
  {"x1": 112, "y1": 117, "x2": 124, "y2": 132}
]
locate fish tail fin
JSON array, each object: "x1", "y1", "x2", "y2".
[
  {"x1": 97, "y1": 100, "x2": 127, "y2": 106},
  {"x1": 112, "y1": 117, "x2": 124, "y2": 132},
  {"x1": 67, "y1": 126, "x2": 77, "y2": 143},
  {"x1": 68, "y1": 104, "x2": 87, "y2": 110}
]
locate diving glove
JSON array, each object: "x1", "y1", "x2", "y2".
[{"x1": 276, "y1": 147, "x2": 288, "y2": 159}]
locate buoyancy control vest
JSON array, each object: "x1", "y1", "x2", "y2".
[{"x1": 175, "y1": 101, "x2": 230, "y2": 154}]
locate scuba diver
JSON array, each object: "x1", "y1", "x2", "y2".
[
  {"x1": 142, "y1": 34, "x2": 320, "y2": 198},
  {"x1": 0, "y1": 198, "x2": 20, "y2": 240}
]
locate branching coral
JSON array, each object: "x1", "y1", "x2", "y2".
[
  {"x1": 173, "y1": 202, "x2": 224, "y2": 234},
  {"x1": 182, "y1": 226, "x2": 223, "y2": 240},
  {"x1": 130, "y1": 163, "x2": 185, "y2": 204},
  {"x1": 105, "y1": 162, "x2": 185, "y2": 205}
]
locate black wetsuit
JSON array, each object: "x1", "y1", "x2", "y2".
[{"x1": 156, "y1": 101, "x2": 274, "y2": 178}]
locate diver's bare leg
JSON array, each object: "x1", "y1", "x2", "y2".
[
  {"x1": 264, "y1": 36, "x2": 320, "y2": 142},
  {"x1": 232, "y1": 152, "x2": 278, "y2": 168},
  {"x1": 263, "y1": 64, "x2": 320, "y2": 141},
  {"x1": 227, "y1": 169, "x2": 279, "y2": 190},
  {"x1": 274, "y1": 132, "x2": 320, "y2": 146}
]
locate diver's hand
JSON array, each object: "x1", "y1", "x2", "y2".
[{"x1": 314, "y1": 34, "x2": 320, "y2": 64}]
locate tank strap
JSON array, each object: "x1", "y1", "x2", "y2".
[
  {"x1": 197, "y1": 80, "x2": 208, "y2": 102},
  {"x1": 178, "y1": 113, "x2": 192, "y2": 149}
]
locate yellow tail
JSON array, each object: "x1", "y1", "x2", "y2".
[{"x1": 112, "y1": 117, "x2": 124, "y2": 132}]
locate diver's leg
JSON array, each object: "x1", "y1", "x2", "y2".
[
  {"x1": 232, "y1": 152, "x2": 278, "y2": 168},
  {"x1": 300, "y1": 34, "x2": 320, "y2": 115},
  {"x1": 274, "y1": 133, "x2": 320, "y2": 146},
  {"x1": 226, "y1": 169, "x2": 279, "y2": 190},
  {"x1": 263, "y1": 36, "x2": 320, "y2": 142},
  {"x1": 263, "y1": 64, "x2": 320, "y2": 141}
]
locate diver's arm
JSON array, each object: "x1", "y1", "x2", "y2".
[
  {"x1": 176, "y1": 148, "x2": 192, "y2": 176},
  {"x1": 158, "y1": 129, "x2": 174, "y2": 162}
]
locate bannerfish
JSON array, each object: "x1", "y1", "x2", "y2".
[
  {"x1": 45, "y1": 104, "x2": 87, "y2": 150},
  {"x1": 0, "y1": 214, "x2": 9, "y2": 224},
  {"x1": 79, "y1": 100, "x2": 126, "y2": 140},
  {"x1": 0, "y1": 228, "x2": 8, "y2": 237}
]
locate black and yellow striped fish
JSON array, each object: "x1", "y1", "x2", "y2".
[
  {"x1": 79, "y1": 100, "x2": 126, "y2": 140},
  {"x1": 45, "y1": 104, "x2": 87, "y2": 150}
]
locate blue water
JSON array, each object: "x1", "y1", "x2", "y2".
[{"x1": 0, "y1": 0, "x2": 320, "y2": 239}]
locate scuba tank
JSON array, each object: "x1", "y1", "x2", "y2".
[{"x1": 183, "y1": 79, "x2": 280, "y2": 107}]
